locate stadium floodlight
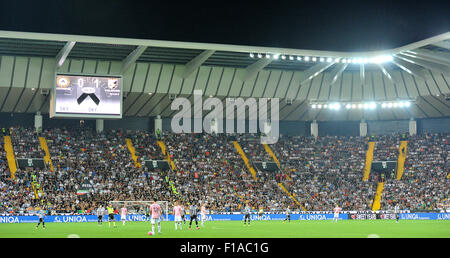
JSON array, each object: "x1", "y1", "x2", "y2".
[
  {"x1": 249, "y1": 53, "x2": 254, "y2": 58},
  {"x1": 363, "y1": 103, "x2": 369, "y2": 109},
  {"x1": 312, "y1": 104, "x2": 317, "y2": 109},
  {"x1": 342, "y1": 59, "x2": 347, "y2": 63},
  {"x1": 320, "y1": 57, "x2": 325, "y2": 62},
  {"x1": 312, "y1": 57, "x2": 317, "y2": 62},
  {"x1": 332, "y1": 103, "x2": 341, "y2": 110},
  {"x1": 317, "y1": 104, "x2": 322, "y2": 108},
  {"x1": 281, "y1": 55, "x2": 286, "y2": 60},
  {"x1": 273, "y1": 54, "x2": 279, "y2": 60},
  {"x1": 266, "y1": 54, "x2": 271, "y2": 59},
  {"x1": 369, "y1": 102, "x2": 377, "y2": 110},
  {"x1": 398, "y1": 102, "x2": 405, "y2": 108},
  {"x1": 351, "y1": 104, "x2": 356, "y2": 109},
  {"x1": 327, "y1": 57, "x2": 333, "y2": 62},
  {"x1": 404, "y1": 101, "x2": 411, "y2": 107},
  {"x1": 381, "y1": 103, "x2": 387, "y2": 108},
  {"x1": 387, "y1": 102, "x2": 393, "y2": 108},
  {"x1": 362, "y1": 58, "x2": 369, "y2": 64},
  {"x1": 393, "y1": 102, "x2": 398, "y2": 108},
  {"x1": 335, "y1": 58, "x2": 340, "y2": 62},
  {"x1": 304, "y1": 56, "x2": 310, "y2": 61},
  {"x1": 323, "y1": 104, "x2": 328, "y2": 109},
  {"x1": 345, "y1": 103, "x2": 351, "y2": 109},
  {"x1": 289, "y1": 56, "x2": 294, "y2": 60},
  {"x1": 358, "y1": 103, "x2": 363, "y2": 109},
  {"x1": 297, "y1": 56, "x2": 302, "y2": 61},
  {"x1": 258, "y1": 53, "x2": 263, "y2": 58}
]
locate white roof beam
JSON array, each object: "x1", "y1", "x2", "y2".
[
  {"x1": 391, "y1": 57, "x2": 428, "y2": 80},
  {"x1": 121, "y1": 45, "x2": 147, "y2": 74},
  {"x1": 376, "y1": 63, "x2": 398, "y2": 85},
  {"x1": 396, "y1": 53, "x2": 450, "y2": 76},
  {"x1": 431, "y1": 40, "x2": 450, "y2": 50},
  {"x1": 405, "y1": 49, "x2": 450, "y2": 67},
  {"x1": 300, "y1": 62, "x2": 335, "y2": 85},
  {"x1": 182, "y1": 50, "x2": 215, "y2": 78},
  {"x1": 241, "y1": 58, "x2": 272, "y2": 82},
  {"x1": 55, "y1": 41, "x2": 76, "y2": 69},
  {"x1": 329, "y1": 63, "x2": 348, "y2": 86},
  {"x1": 360, "y1": 64, "x2": 365, "y2": 86}
]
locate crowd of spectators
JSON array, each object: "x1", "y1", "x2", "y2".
[{"x1": 0, "y1": 126, "x2": 448, "y2": 215}]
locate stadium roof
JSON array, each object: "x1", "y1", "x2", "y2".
[{"x1": 0, "y1": 30, "x2": 449, "y2": 121}]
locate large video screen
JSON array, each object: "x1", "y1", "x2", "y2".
[{"x1": 51, "y1": 74, "x2": 122, "y2": 118}]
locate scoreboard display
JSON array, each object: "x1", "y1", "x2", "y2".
[{"x1": 50, "y1": 74, "x2": 122, "y2": 118}]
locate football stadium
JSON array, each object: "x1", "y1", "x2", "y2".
[{"x1": 0, "y1": 27, "x2": 449, "y2": 241}]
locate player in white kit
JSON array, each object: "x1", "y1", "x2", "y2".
[
  {"x1": 333, "y1": 205, "x2": 341, "y2": 223},
  {"x1": 200, "y1": 204, "x2": 207, "y2": 226},
  {"x1": 173, "y1": 201, "x2": 183, "y2": 230},
  {"x1": 120, "y1": 205, "x2": 128, "y2": 226},
  {"x1": 149, "y1": 199, "x2": 162, "y2": 235}
]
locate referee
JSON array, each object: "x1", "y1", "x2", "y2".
[{"x1": 107, "y1": 204, "x2": 116, "y2": 228}]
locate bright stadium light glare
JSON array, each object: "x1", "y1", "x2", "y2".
[
  {"x1": 381, "y1": 103, "x2": 387, "y2": 108},
  {"x1": 393, "y1": 102, "x2": 398, "y2": 108},
  {"x1": 404, "y1": 101, "x2": 411, "y2": 107},
  {"x1": 398, "y1": 102, "x2": 405, "y2": 108},
  {"x1": 369, "y1": 102, "x2": 376, "y2": 110},
  {"x1": 304, "y1": 56, "x2": 310, "y2": 61},
  {"x1": 358, "y1": 104, "x2": 363, "y2": 109},
  {"x1": 346, "y1": 103, "x2": 351, "y2": 109},
  {"x1": 312, "y1": 104, "x2": 317, "y2": 109},
  {"x1": 281, "y1": 55, "x2": 286, "y2": 60},
  {"x1": 266, "y1": 54, "x2": 271, "y2": 59},
  {"x1": 320, "y1": 57, "x2": 325, "y2": 62},
  {"x1": 327, "y1": 57, "x2": 333, "y2": 62},
  {"x1": 335, "y1": 58, "x2": 340, "y2": 62},
  {"x1": 387, "y1": 103, "x2": 393, "y2": 108},
  {"x1": 312, "y1": 57, "x2": 317, "y2": 62},
  {"x1": 289, "y1": 56, "x2": 294, "y2": 60},
  {"x1": 317, "y1": 104, "x2": 322, "y2": 108},
  {"x1": 249, "y1": 53, "x2": 254, "y2": 58},
  {"x1": 342, "y1": 59, "x2": 347, "y2": 63},
  {"x1": 351, "y1": 104, "x2": 356, "y2": 109},
  {"x1": 297, "y1": 56, "x2": 302, "y2": 61},
  {"x1": 258, "y1": 53, "x2": 263, "y2": 58},
  {"x1": 363, "y1": 103, "x2": 369, "y2": 109},
  {"x1": 362, "y1": 58, "x2": 369, "y2": 64},
  {"x1": 323, "y1": 104, "x2": 328, "y2": 109},
  {"x1": 273, "y1": 54, "x2": 280, "y2": 60}
]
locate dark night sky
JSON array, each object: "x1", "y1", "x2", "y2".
[{"x1": 0, "y1": 0, "x2": 449, "y2": 51}]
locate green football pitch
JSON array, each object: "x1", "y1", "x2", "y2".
[{"x1": 0, "y1": 220, "x2": 449, "y2": 238}]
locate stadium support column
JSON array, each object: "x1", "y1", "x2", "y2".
[
  {"x1": 34, "y1": 112, "x2": 43, "y2": 133},
  {"x1": 311, "y1": 120, "x2": 318, "y2": 138},
  {"x1": 409, "y1": 118, "x2": 417, "y2": 136},
  {"x1": 96, "y1": 119, "x2": 104, "y2": 133},
  {"x1": 360, "y1": 119, "x2": 367, "y2": 137},
  {"x1": 155, "y1": 115, "x2": 162, "y2": 136}
]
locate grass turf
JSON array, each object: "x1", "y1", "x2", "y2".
[{"x1": 0, "y1": 220, "x2": 449, "y2": 238}]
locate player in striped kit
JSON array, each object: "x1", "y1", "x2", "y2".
[
  {"x1": 394, "y1": 203, "x2": 400, "y2": 223},
  {"x1": 35, "y1": 206, "x2": 46, "y2": 229},
  {"x1": 200, "y1": 203, "x2": 207, "y2": 227},
  {"x1": 173, "y1": 201, "x2": 183, "y2": 230},
  {"x1": 243, "y1": 204, "x2": 251, "y2": 226},
  {"x1": 149, "y1": 199, "x2": 162, "y2": 235},
  {"x1": 283, "y1": 206, "x2": 291, "y2": 223},
  {"x1": 97, "y1": 205, "x2": 105, "y2": 226},
  {"x1": 188, "y1": 203, "x2": 200, "y2": 230},
  {"x1": 120, "y1": 205, "x2": 128, "y2": 226},
  {"x1": 332, "y1": 205, "x2": 342, "y2": 223}
]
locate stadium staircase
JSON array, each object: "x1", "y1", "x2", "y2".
[
  {"x1": 263, "y1": 143, "x2": 292, "y2": 181},
  {"x1": 278, "y1": 183, "x2": 307, "y2": 211},
  {"x1": 232, "y1": 141, "x2": 257, "y2": 181},
  {"x1": 396, "y1": 141, "x2": 408, "y2": 180},
  {"x1": 371, "y1": 182, "x2": 384, "y2": 211},
  {"x1": 125, "y1": 138, "x2": 141, "y2": 168},
  {"x1": 363, "y1": 141, "x2": 375, "y2": 181},
  {"x1": 156, "y1": 140, "x2": 176, "y2": 171},
  {"x1": 3, "y1": 136, "x2": 17, "y2": 179},
  {"x1": 38, "y1": 136, "x2": 54, "y2": 172}
]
